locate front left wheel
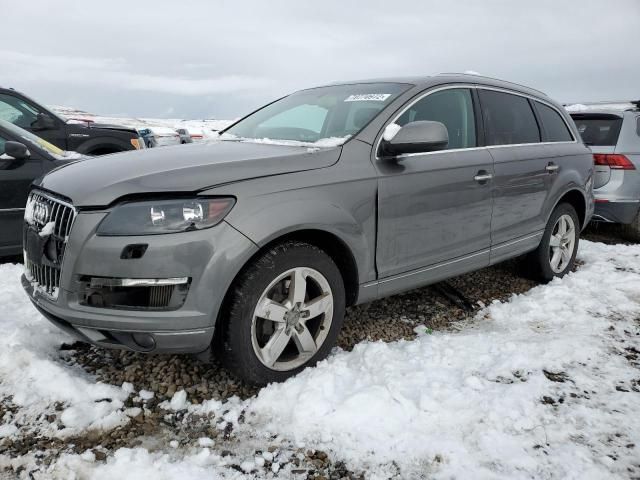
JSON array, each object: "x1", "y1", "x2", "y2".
[{"x1": 220, "y1": 241, "x2": 345, "y2": 385}]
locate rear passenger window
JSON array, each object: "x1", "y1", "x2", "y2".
[
  {"x1": 535, "y1": 101, "x2": 573, "y2": 142},
  {"x1": 396, "y1": 88, "x2": 476, "y2": 149},
  {"x1": 479, "y1": 90, "x2": 540, "y2": 146}
]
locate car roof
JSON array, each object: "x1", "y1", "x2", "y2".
[{"x1": 318, "y1": 72, "x2": 550, "y2": 100}]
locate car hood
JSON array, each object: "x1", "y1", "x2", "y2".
[{"x1": 37, "y1": 140, "x2": 341, "y2": 207}]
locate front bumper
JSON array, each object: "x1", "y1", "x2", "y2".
[
  {"x1": 23, "y1": 212, "x2": 258, "y2": 354},
  {"x1": 592, "y1": 200, "x2": 640, "y2": 224}
]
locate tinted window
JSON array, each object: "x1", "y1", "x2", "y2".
[
  {"x1": 396, "y1": 88, "x2": 476, "y2": 149},
  {"x1": 535, "y1": 102, "x2": 573, "y2": 142},
  {"x1": 479, "y1": 90, "x2": 540, "y2": 146},
  {"x1": 570, "y1": 114, "x2": 622, "y2": 146}
]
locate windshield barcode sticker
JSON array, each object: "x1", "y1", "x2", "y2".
[{"x1": 344, "y1": 94, "x2": 392, "y2": 102}]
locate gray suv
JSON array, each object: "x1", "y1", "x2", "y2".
[
  {"x1": 22, "y1": 74, "x2": 594, "y2": 385},
  {"x1": 569, "y1": 102, "x2": 640, "y2": 240}
]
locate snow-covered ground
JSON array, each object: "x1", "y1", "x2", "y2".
[{"x1": 1, "y1": 240, "x2": 639, "y2": 479}]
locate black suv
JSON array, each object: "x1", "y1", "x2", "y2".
[{"x1": 0, "y1": 87, "x2": 144, "y2": 155}]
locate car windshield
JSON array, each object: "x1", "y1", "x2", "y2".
[
  {"x1": 0, "y1": 119, "x2": 69, "y2": 159},
  {"x1": 223, "y1": 83, "x2": 411, "y2": 146}
]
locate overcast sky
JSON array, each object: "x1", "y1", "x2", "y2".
[{"x1": 1, "y1": 0, "x2": 638, "y2": 120}]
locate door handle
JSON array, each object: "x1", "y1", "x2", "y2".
[
  {"x1": 546, "y1": 162, "x2": 559, "y2": 173},
  {"x1": 474, "y1": 172, "x2": 493, "y2": 183}
]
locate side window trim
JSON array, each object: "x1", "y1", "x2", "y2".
[
  {"x1": 476, "y1": 86, "x2": 576, "y2": 147},
  {"x1": 471, "y1": 88, "x2": 486, "y2": 147},
  {"x1": 374, "y1": 84, "x2": 576, "y2": 159},
  {"x1": 528, "y1": 98, "x2": 544, "y2": 142},
  {"x1": 530, "y1": 99, "x2": 575, "y2": 143},
  {"x1": 375, "y1": 84, "x2": 484, "y2": 158}
]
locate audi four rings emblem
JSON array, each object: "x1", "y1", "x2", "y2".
[{"x1": 33, "y1": 201, "x2": 49, "y2": 225}]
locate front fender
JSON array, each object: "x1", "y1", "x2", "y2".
[{"x1": 205, "y1": 177, "x2": 378, "y2": 285}]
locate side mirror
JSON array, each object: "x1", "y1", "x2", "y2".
[
  {"x1": 381, "y1": 121, "x2": 449, "y2": 157},
  {"x1": 31, "y1": 112, "x2": 57, "y2": 131},
  {"x1": 4, "y1": 141, "x2": 31, "y2": 160}
]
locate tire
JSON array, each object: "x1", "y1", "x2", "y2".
[
  {"x1": 620, "y1": 210, "x2": 640, "y2": 243},
  {"x1": 523, "y1": 203, "x2": 580, "y2": 282},
  {"x1": 220, "y1": 241, "x2": 345, "y2": 385}
]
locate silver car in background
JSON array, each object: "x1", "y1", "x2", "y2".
[{"x1": 569, "y1": 101, "x2": 640, "y2": 240}]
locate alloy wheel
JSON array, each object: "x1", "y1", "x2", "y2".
[
  {"x1": 548, "y1": 213, "x2": 576, "y2": 273},
  {"x1": 251, "y1": 267, "x2": 334, "y2": 371}
]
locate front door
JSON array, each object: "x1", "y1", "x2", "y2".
[
  {"x1": 375, "y1": 87, "x2": 493, "y2": 294},
  {"x1": 0, "y1": 133, "x2": 44, "y2": 254}
]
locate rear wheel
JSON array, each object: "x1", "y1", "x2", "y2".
[
  {"x1": 221, "y1": 241, "x2": 345, "y2": 385},
  {"x1": 524, "y1": 203, "x2": 580, "y2": 281}
]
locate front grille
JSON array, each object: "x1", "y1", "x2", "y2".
[{"x1": 24, "y1": 191, "x2": 77, "y2": 299}]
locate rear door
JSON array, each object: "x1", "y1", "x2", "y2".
[
  {"x1": 375, "y1": 87, "x2": 494, "y2": 293},
  {"x1": 479, "y1": 89, "x2": 567, "y2": 261},
  {"x1": 0, "y1": 131, "x2": 45, "y2": 254}
]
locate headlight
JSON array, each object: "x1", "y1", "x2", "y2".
[{"x1": 96, "y1": 197, "x2": 235, "y2": 235}]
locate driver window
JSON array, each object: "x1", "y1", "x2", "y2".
[
  {"x1": 259, "y1": 104, "x2": 328, "y2": 136},
  {"x1": 396, "y1": 88, "x2": 477, "y2": 149},
  {"x1": 0, "y1": 135, "x2": 6, "y2": 156},
  {"x1": 0, "y1": 94, "x2": 40, "y2": 129}
]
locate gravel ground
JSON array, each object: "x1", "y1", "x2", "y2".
[{"x1": 1, "y1": 225, "x2": 634, "y2": 478}]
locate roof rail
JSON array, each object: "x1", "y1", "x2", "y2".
[{"x1": 436, "y1": 72, "x2": 548, "y2": 96}]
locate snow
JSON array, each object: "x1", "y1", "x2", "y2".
[
  {"x1": 0, "y1": 263, "x2": 130, "y2": 438},
  {"x1": 246, "y1": 240, "x2": 640, "y2": 478},
  {"x1": 50, "y1": 105, "x2": 232, "y2": 141},
  {"x1": 214, "y1": 132, "x2": 350, "y2": 148},
  {"x1": 565, "y1": 102, "x2": 634, "y2": 113},
  {"x1": 382, "y1": 122, "x2": 402, "y2": 141},
  {"x1": 23, "y1": 196, "x2": 35, "y2": 226},
  {"x1": 39, "y1": 221, "x2": 55, "y2": 237},
  {"x1": 1, "y1": 240, "x2": 640, "y2": 478}
]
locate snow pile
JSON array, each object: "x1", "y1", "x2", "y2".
[
  {"x1": 212, "y1": 132, "x2": 350, "y2": 148},
  {"x1": 1, "y1": 240, "x2": 640, "y2": 478},
  {"x1": 247, "y1": 240, "x2": 640, "y2": 478},
  {"x1": 51, "y1": 105, "x2": 232, "y2": 138},
  {"x1": 565, "y1": 102, "x2": 635, "y2": 113},
  {"x1": 0, "y1": 264, "x2": 130, "y2": 437}
]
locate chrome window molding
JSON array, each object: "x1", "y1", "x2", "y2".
[{"x1": 374, "y1": 83, "x2": 577, "y2": 160}]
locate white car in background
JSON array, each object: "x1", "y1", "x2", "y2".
[{"x1": 148, "y1": 127, "x2": 181, "y2": 147}]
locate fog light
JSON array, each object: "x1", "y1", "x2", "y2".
[{"x1": 132, "y1": 333, "x2": 156, "y2": 350}]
